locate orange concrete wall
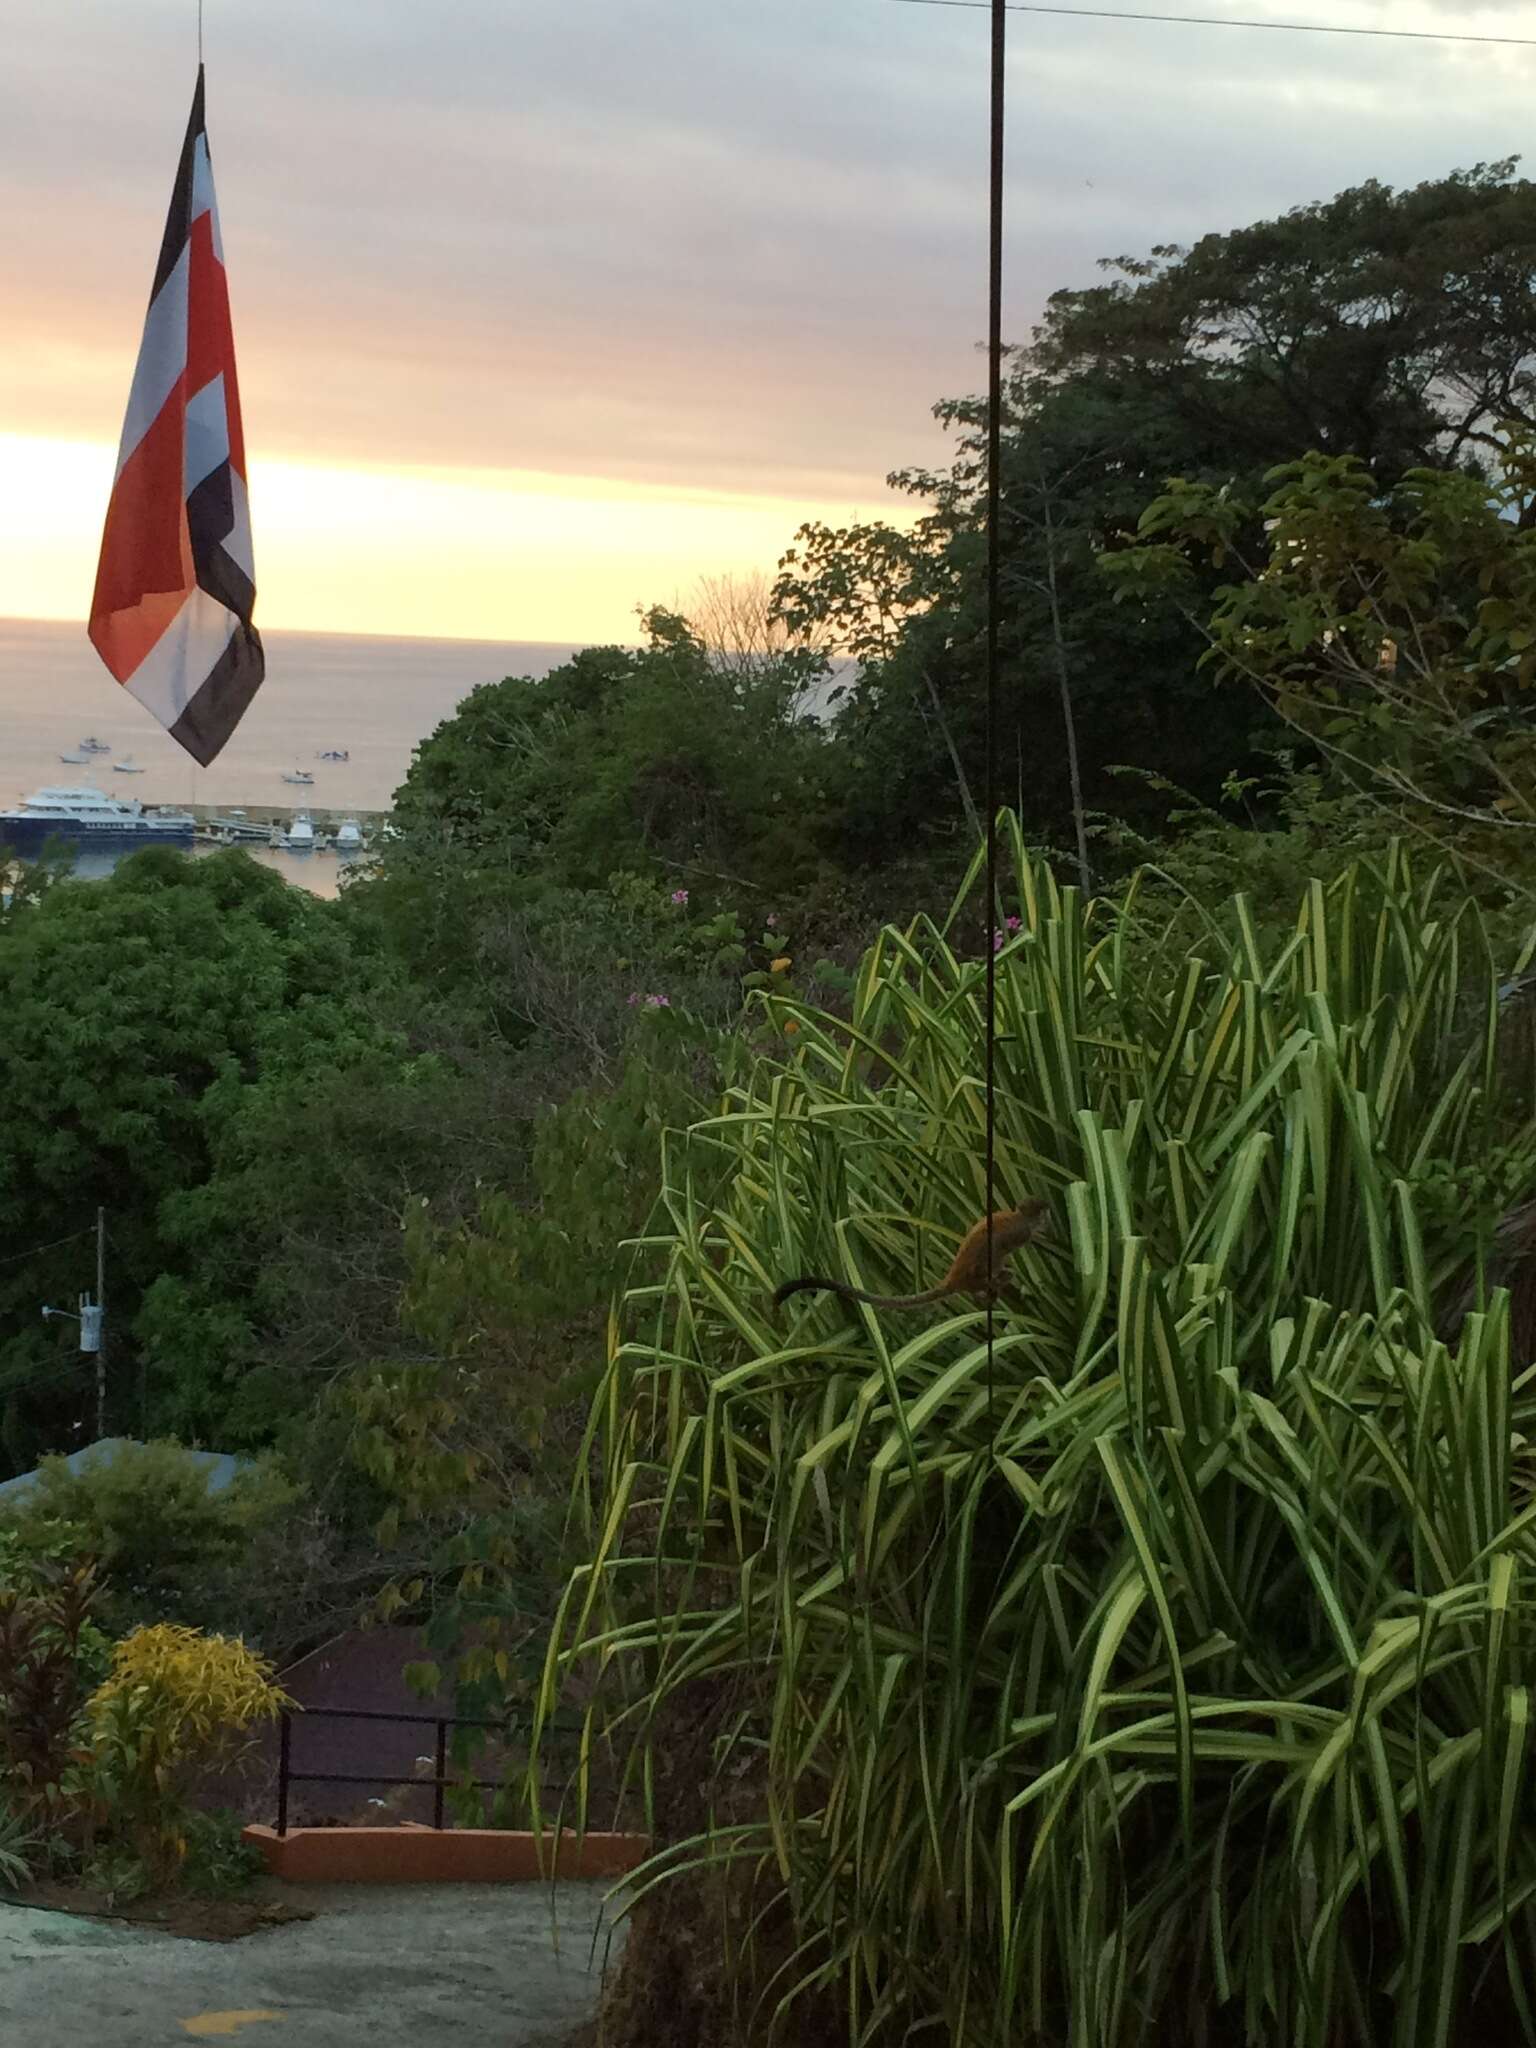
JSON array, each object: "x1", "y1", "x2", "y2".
[{"x1": 243, "y1": 1822, "x2": 649, "y2": 1885}]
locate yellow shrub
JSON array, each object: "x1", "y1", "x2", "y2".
[
  {"x1": 85, "y1": 1625, "x2": 293, "y2": 1884},
  {"x1": 89, "y1": 1624, "x2": 291, "y2": 1753}
]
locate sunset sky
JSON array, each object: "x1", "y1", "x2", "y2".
[{"x1": 2, "y1": 0, "x2": 1531, "y2": 644}]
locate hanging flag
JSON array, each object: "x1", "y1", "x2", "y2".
[{"x1": 89, "y1": 67, "x2": 264, "y2": 767}]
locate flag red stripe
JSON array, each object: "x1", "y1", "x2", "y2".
[
  {"x1": 185, "y1": 213, "x2": 236, "y2": 415},
  {"x1": 88, "y1": 381, "x2": 194, "y2": 681}
]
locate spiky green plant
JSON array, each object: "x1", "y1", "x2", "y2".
[{"x1": 537, "y1": 827, "x2": 1536, "y2": 2047}]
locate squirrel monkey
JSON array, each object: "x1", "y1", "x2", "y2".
[{"x1": 773, "y1": 1199, "x2": 1048, "y2": 1312}]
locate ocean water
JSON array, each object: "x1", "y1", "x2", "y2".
[{"x1": 0, "y1": 617, "x2": 587, "y2": 897}]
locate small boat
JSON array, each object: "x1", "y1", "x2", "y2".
[
  {"x1": 79, "y1": 737, "x2": 110, "y2": 754},
  {"x1": 317, "y1": 749, "x2": 350, "y2": 763},
  {"x1": 334, "y1": 816, "x2": 364, "y2": 855},
  {"x1": 113, "y1": 757, "x2": 145, "y2": 774},
  {"x1": 59, "y1": 751, "x2": 88, "y2": 765},
  {"x1": 284, "y1": 811, "x2": 316, "y2": 853},
  {"x1": 282, "y1": 769, "x2": 315, "y2": 786}
]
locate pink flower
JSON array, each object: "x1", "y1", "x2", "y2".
[
  {"x1": 671, "y1": 888, "x2": 689, "y2": 906},
  {"x1": 993, "y1": 930, "x2": 1006, "y2": 952},
  {"x1": 645, "y1": 993, "x2": 671, "y2": 1008},
  {"x1": 627, "y1": 992, "x2": 640, "y2": 1006},
  {"x1": 1006, "y1": 915, "x2": 1022, "y2": 932}
]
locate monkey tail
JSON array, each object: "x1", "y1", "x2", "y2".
[{"x1": 773, "y1": 1276, "x2": 946, "y2": 1312}]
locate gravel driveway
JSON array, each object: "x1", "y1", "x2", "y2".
[{"x1": 0, "y1": 1881, "x2": 619, "y2": 2047}]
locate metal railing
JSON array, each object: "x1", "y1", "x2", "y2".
[{"x1": 274, "y1": 1704, "x2": 581, "y2": 1836}]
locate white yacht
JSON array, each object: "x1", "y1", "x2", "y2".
[
  {"x1": 0, "y1": 785, "x2": 195, "y2": 857},
  {"x1": 282, "y1": 768, "x2": 315, "y2": 787},
  {"x1": 283, "y1": 811, "x2": 316, "y2": 853},
  {"x1": 334, "y1": 817, "x2": 364, "y2": 855}
]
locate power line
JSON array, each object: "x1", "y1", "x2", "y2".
[
  {"x1": 0, "y1": 1353, "x2": 91, "y2": 1399},
  {"x1": 0, "y1": 1228, "x2": 94, "y2": 1271},
  {"x1": 885, "y1": 0, "x2": 1536, "y2": 50}
]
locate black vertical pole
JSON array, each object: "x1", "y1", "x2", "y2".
[
  {"x1": 433, "y1": 1718, "x2": 448, "y2": 1830},
  {"x1": 277, "y1": 1711, "x2": 291, "y2": 1837},
  {"x1": 984, "y1": 0, "x2": 1007, "y2": 1415}
]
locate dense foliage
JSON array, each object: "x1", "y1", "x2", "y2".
[
  {"x1": 541, "y1": 838, "x2": 1536, "y2": 2047},
  {"x1": 1104, "y1": 434, "x2": 1536, "y2": 893},
  {"x1": 778, "y1": 160, "x2": 1536, "y2": 869},
  {"x1": 0, "y1": 850, "x2": 398, "y2": 1459},
  {"x1": 10, "y1": 148, "x2": 1536, "y2": 2024},
  {"x1": 0, "y1": 1442, "x2": 294, "y2": 1639}
]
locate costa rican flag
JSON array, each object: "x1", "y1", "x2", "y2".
[{"x1": 89, "y1": 68, "x2": 264, "y2": 766}]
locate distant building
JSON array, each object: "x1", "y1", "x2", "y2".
[{"x1": 0, "y1": 1435, "x2": 252, "y2": 1505}]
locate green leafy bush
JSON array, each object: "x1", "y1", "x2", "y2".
[
  {"x1": 179, "y1": 1807, "x2": 264, "y2": 1897},
  {"x1": 542, "y1": 827, "x2": 1536, "y2": 2047},
  {"x1": 0, "y1": 1802, "x2": 40, "y2": 1892},
  {"x1": 0, "y1": 1440, "x2": 295, "y2": 1638}
]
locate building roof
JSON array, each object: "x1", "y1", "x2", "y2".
[{"x1": 0, "y1": 1436, "x2": 252, "y2": 1505}]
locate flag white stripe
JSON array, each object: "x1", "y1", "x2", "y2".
[
  {"x1": 191, "y1": 134, "x2": 224, "y2": 263},
  {"x1": 225, "y1": 467, "x2": 255, "y2": 581},
  {"x1": 112, "y1": 244, "x2": 190, "y2": 481},
  {"x1": 184, "y1": 372, "x2": 230, "y2": 495},
  {"x1": 122, "y1": 584, "x2": 238, "y2": 728}
]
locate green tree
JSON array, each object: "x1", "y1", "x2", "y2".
[
  {"x1": 1103, "y1": 433, "x2": 1536, "y2": 894},
  {"x1": 1033, "y1": 158, "x2": 1536, "y2": 485},
  {"x1": 0, "y1": 1440, "x2": 295, "y2": 1639},
  {"x1": 0, "y1": 849, "x2": 394, "y2": 1464},
  {"x1": 778, "y1": 161, "x2": 1536, "y2": 869},
  {"x1": 346, "y1": 995, "x2": 742, "y2": 1727},
  {"x1": 377, "y1": 608, "x2": 832, "y2": 975}
]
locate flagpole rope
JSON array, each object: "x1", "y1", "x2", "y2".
[{"x1": 983, "y1": 0, "x2": 1004, "y2": 1426}]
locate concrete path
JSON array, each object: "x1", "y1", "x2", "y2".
[{"x1": 0, "y1": 1882, "x2": 619, "y2": 2047}]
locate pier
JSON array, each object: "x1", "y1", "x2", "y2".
[{"x1": 187, "y1": 802, "x2": 391, "y2": 845}]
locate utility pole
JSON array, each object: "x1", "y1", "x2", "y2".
[
  {"x1": 96, "y1": 1206, "x2": 107, "y2": 1440},
  {"x1": 41, "y1": 1212, "x2": 106, "y2": 1441}
]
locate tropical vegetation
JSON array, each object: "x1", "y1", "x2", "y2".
[
  {"x1": 538, "y1": 835, "x2": 1536, "y2": 2044},
  {"x1": 5, "y1": 154, "x2": 1536, "y2": 2027}
]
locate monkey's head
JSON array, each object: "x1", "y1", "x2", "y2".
[{"x1": 1005, "y1": 1197, "x2": 1050, "y2": 1240}]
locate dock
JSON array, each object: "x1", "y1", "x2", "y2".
[{"x1": 187, "y1": 803, "x2": 391, "y2": 845}]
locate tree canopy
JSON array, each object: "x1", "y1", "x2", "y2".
[
  {"x1": 0, "y1": 850, "x2": 397, "y2": 1461},
  {"x1": 777, "y1": 161, "x2": 1536, "y2": 867}
]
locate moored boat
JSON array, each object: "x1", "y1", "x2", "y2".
[{"x1": 0, "y1": 785, "x2": 195, "y2": 857}]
